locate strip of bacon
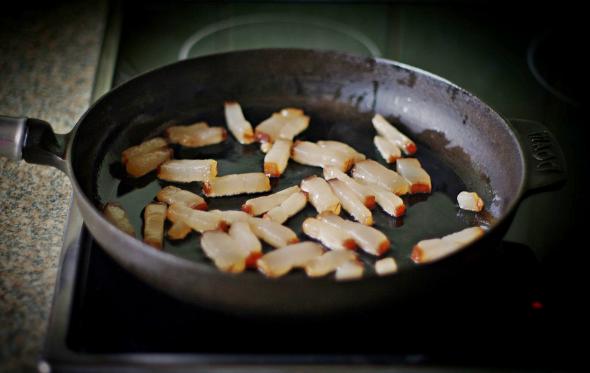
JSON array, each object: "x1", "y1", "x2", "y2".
[
  {"x1": 328, "y1": 179, "x2": 373, "y2": 225},
  {"x1": 291, "y1": 141, "x2": 353, "y2": 172},
  {"x1": 103, "y1": 203, "x2": 135, "y2": 236},
  {"x1": 457, "y1": 191, "x2": 485, "y2": 212},
  {"x1": 335, "y1": 259, "x2": 364, "y2": 281},
  {"x1": 411, "y1": 226, "x2": 485, "y2": 263},
  {"x1": 264, "y1": 139, "x2": 292, "y2": 177},
  {"x1": 248, "y1": 217, "x2": 299, "y2": 248},
  {"x1": 167, "y1": 203, "x2": 226, "y2": 233},
  {"x1": 375, "y1": 257, "x2": 398, "y2": 275},
  {"x1": 323, "y1": 166, "x2": 375, "y2": 208},
  {"x1": 224, "y1": 101, "x2": 255, "y2": 144},
  {"x1": 241, "y1": 185, "x2": 300, "y2": 216},
  {"x1": 300, "y1": 176, "x2": 341, "y2": 214},
  {"x1": 122, "y1": 137, "x2": 168, "y2": 165},
  {"x1": 372, "y1": 114, "x2": 417, "y2": 155},
  {"x1": 396, "y1": 158, "x2": 432, "y2": 194},
  {"x1": 203, "y1": 173, "x2": 271, "y2": 197},
  {"x1": 317, "y1": 140, "x2": 366, "y2": 163},
  {"x1": 143, "y1": 203, "x2": 167, "y2": 249},
  {"x1": 257, "y1": 241, "x2": 324, "y2": 278},
  {"x1": 166, "y1": 123, "x2": 227, "y2": 147},
  {"x1": 318, "y1": 212, "x2": 390, "y2": 256},
  {"x1": 263, "y1": 191, "x2": 307, "y2": 224},
  {"x1": 351, "y1": 159, "x2": 410, "y2": 195},
  {"x1": 156, "y1": 186, "x2": 207, "y2": 210},
  {"x1": 302, "y1": 217, "x2": 357, "y2": 251},
  {"x1": 125, "y1": 147, "x2": 172, "y2": 178},
  {"x1": 304, "y1": 250, "x2": 357, "y2": 277},
  {"x1": 229, "y1": 221, "x2": 262, "y2": 268},
  {"x1": 359, "y1": 181, "x2": 406, "y2": 217},
  {"x1": 201, "y1": 230, "x2": 247, "y2": 273},
  {"x1": 157, "y1": 159, "x2": 217, "y2": 183},
  {"x1": 374, "y1": 135, "x2": 401, "y2": 163}
]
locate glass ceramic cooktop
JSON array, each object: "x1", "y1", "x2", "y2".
[{"x1": 112, "y1": 1, "x2": 581, "y2": 263}]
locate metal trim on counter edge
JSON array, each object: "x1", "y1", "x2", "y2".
[{"x1": 90, "y1": 0, "x2": 122, "y2": 104}]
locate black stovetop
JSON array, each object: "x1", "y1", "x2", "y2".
[
  {"x1": 41, "y1": 1, "x2": 586, "y2": 371},
  {"x1": 40, "y1": 203, "x2": 583, "y2": 372}
]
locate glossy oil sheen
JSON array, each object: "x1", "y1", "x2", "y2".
[{"x1": 97, "y1": 103, "x2": 492, "y2": 276}]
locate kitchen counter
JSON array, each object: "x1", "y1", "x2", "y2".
[{"x1": 0, "y1": 2, "x2": 106, "y2": 371}]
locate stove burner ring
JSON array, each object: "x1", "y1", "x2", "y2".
[
  {"x1": 178, "y1": 14, "x2": 382, "y2": 61},
  {"x1": 527, "y1": 31, "x2": 580, "y2": 107}
]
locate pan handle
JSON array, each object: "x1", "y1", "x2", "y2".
[
  {"x1": 508, "y1": 118, "x2": 566, "y2": 196},
  {"x1": 0, "y1": 115, "x2": 68, "y2": 172}
]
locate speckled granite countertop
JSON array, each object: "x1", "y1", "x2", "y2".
[{"x1": 0, "y1": 2, "x2": 106, "y2": 371}]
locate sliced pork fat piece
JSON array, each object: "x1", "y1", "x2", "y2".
[
  {"x1": 396, "y1": 158, "x2": 432, "y2": 194},
  {"x1": 318, "y1": 213, "x2": 390, "y2": 256},
  {"x1": 263, "y1": 191, "x2": 307, "y2": 224},
  {"x1": 121, "y1": 137, "x2": 168, "y2": 165},
  {"x1": 241, "y1": 185, "x2": 300, "y2": 216},
  {"x1": 323, "y1": 166, "x2": 375, "y2": 208},
  {"x1": 229, "y1": 221, "x2": 262, "y2": 268},
  {"x1": 248, "y1": 217, "x2": 299, "y2": 248},
  {"x1": 352, "y1": 159, "x2": 410, "y2": 195},
  {"x1": 335, "y1": 259, "x2": 364, "y2": 281},
  {"x1": 257, "y1": 241, "x2": 324, "y2": 278},
  {"x1": 224, "y1": 101, "x2": 255, "y2": 144},
  {"x1": 304, "y1": 250, "x2": 357, "y2": 277},
  {"x1": 375, "y1": 257, "x2": 398, "y2": 275},
  {"x1": 201, "y1": 231, "x2": 247, "y2": 273},
  {"x1": 125, "y1": 147, "x2": 172, "y2": 178},
  {"x1": 166, "y1": 122, "x2": 227, "y2": 147},
  {"x1": 208, "y1": 210, "x2": 251, "y2": 224},
  {"x1": 328, "y1": 179, "x2": 373, "y2": 225},
  {"x1": 374, "y1": 135, "x2": 401, "y2": 163},
  {"x1": 302, "y1": 217, "x2": 357, "y2": 251},
  {"x1": 167, "y1": 203, "x2": 226, "y2": 233},
  {"x1": 291, "y1": 141, "x2": 353, "y2": 172},
  {"x1": 156, "y1": 186, "x2": 207, "y2": 210},
  {"x1": 157, "y1": 159, "x2": 217, "y2": 183},
  {"x1": 300, "y1": 176, "x2": 341, "y2": 214},
  {"x1": 412, "y1": 226, "x2": 485, "y2": 263},
  {"x1": 317, "y1": 140, "x2": 366, "y2": 163},
  {"x1": 457, "y1": 191, "x2": 485, "y2": 212},
  {"x1": 167, "y1": 221, "x2": 192, "y2": 240},
  {"x1": 143, "y1": 203, "x2": 167, "y2": 249},
  {"x1": 372, "y1": 114, "x2": 416, "y2": 155},
  {"x1": 277, "y1": 108, "x2": 310, "y2": 141},
  {"x1": 263, "y1": 139, "x2": 292, "y2": 177},
  {"x1": 203, "y1": 173, "x2": 271, "y2": 197},
  {"x1": 103, "y1": 203, "x2": 135, "y2": 236},
  {"x1": 255, "y1": 108, "x2": 309, "y2": 143},
  {"x1": 359, "y1": 181, "x2": 406, "y2": 217}
]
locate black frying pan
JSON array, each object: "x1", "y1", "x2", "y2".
[{"x1": 0, "y1": 49, "x2": 565, "y2": 316}]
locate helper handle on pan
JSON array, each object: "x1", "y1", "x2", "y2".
[
  {"x1": 508, "y1": 119, "x2": 566, "y2": 197},
  {"x1": 0, "y1": 115, "x2": 68, "y2": 172}
]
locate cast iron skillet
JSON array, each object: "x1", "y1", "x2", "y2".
[{"x1": 0, "y1": 49, "x2": 566, "y2": 316}]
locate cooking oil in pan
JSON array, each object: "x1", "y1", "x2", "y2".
[{"x1": 96, "y1": 104, "x2": 491, "y2": 275}]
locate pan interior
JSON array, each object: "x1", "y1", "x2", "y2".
[{"x1": 74, "y1": 50, "x2": 523, "y2": 278}]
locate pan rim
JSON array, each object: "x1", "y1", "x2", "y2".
[{"x1": 65, "y1": 48, "x2": 527, "y2": 283}]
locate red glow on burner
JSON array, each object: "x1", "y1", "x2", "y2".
[{"x1": 531, "y1": 300, "x2": 544, "y2": 310}]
